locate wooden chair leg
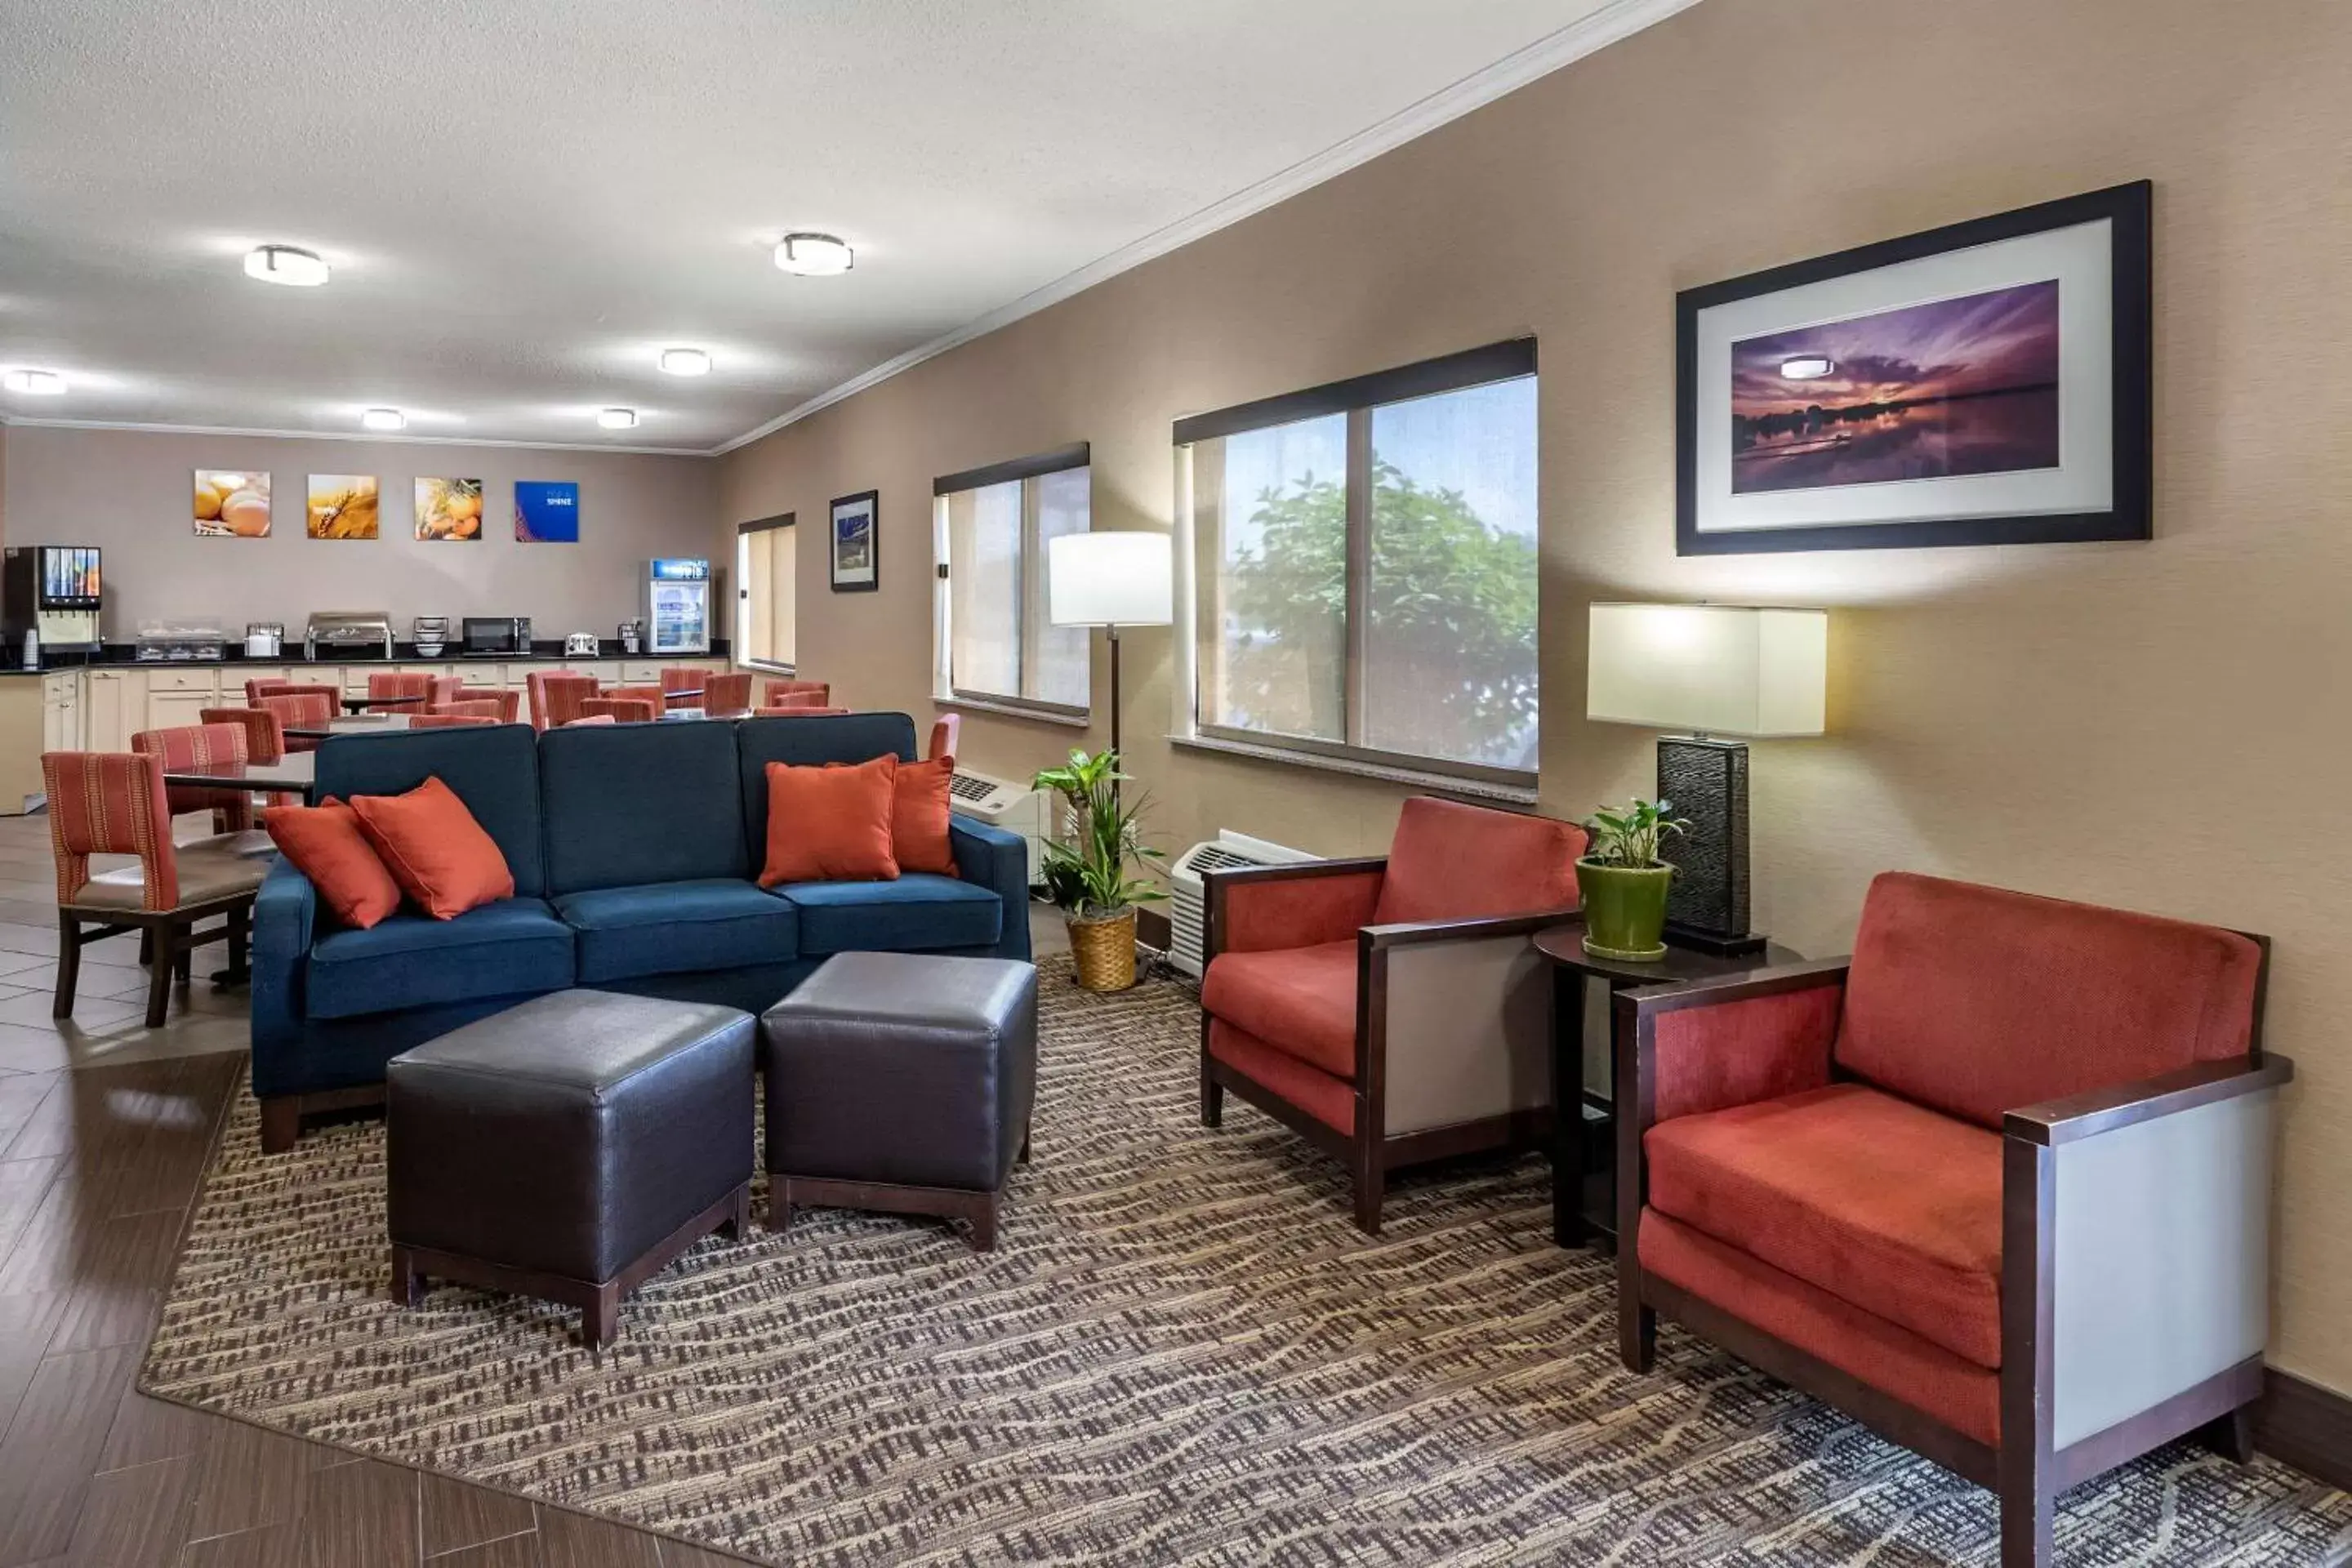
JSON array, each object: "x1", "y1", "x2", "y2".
[
  {"x1": 1352, "y1": 1142, "x2": 1384, "y2": 1236},
  {"x1": 1619, "y1": 1298, "x2": 1657, "y2": 1374},
  {"x1": 582, "y1": 1285, "x2": 619, "y2": 1348},
  {"x1": 138, "y1": 929, "x2": 154, "y2": 968},
  {"x1": 1200, "y1": 1058, "x2": 1223, "y2": 1128},
  {"x1": 145, "y1": 925, "x2": 177, "y2": 1028},
  {"x1": 173, "y1": 941, "x2": 192, "y2": 986},
  {"x1": 51, "y1": 913, "x2": 80, "y2": 1019},
  {"x1": 966, "y1": 1193, "x2": 999, "y2": 1252},
  {"x1": 221, "y1": 905, "x2": 251, "y2": 986},
  {"x1": 1998, "y1": 1458, "x2": 2055, "y2": 1568}
]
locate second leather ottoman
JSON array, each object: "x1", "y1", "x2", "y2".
[{"x1": 760, "y1": 951, "x2": 1038, "y2": 1250}]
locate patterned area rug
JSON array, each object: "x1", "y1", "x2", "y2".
[{"x1": 145, "y1": 962, "x2": 2350, "y2": 1566}]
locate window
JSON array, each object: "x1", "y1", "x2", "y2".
[
  {"x1": 934, "y1": 444, "x2": 1092, "y2": 717},
  {"x1": 1179, "y1": 341, "x2": 1539, "y2": 784},
  {"x1": 736, "y1": 514, "x2": 796, "y2": 668}
]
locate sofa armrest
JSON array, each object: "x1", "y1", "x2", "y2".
[
  {"x1": 251, "y1": 858, "x2": 317, "y2": 1064},
  {"x1": 1361, "y1": 907, "x2": 1576, "y2": 951},
  {"x1": 2005, "y1": 1055, "x2": 2295, "y2": 1145},
  {"x1": 1205, "y1": 858, "x2": 1387, "y2": 960},
  {"x1": 950, "y1": 817, "x2": 1032, "y2": 964},
  {"x1": 1619, "y1": 959, "x2": 1850, "y2": 1125}
]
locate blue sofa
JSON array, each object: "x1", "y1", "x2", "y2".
[{"x1": 252, "y1": 712, "x2": 1030, "y2": 1149}]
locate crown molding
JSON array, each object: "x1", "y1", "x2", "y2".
[
  {"x1": 0, "y1": 414, "x2": 709, "y2": 458},
  {"x1": 710, "y1": 0, "x2": 1700, "y2": 456}
]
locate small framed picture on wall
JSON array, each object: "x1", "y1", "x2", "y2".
[{"x1": 830, "y1": 489, "x2": 879, "y2": 592}]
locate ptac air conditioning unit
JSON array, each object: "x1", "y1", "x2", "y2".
[
  {"x1": 948, "y1": 767, "x2": 1054, "y2": 884},
  {"x1": 1167, "y1": 831, "x2": 1319, "y2": 978}
]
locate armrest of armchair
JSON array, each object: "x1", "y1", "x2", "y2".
[
  {"x1": 249, "y1": 858, "x2": 317, "y2": 1074},
  {"x1": 1363, "y1": 906, "x2": 1577, "y2": 1138},
  {"x1": 1619, "y1": 958, "x2": 1851, "y2": 1125},
  {"x1": 950, "y1": 817, "x2": 1032, "y2": 964},
  {"x1": 1204, "y1": 858, "x2": 1386, "y2": 960},
  {"x1": 2002, "y1": 1053, "x2": 2293, "y2": 1461}
]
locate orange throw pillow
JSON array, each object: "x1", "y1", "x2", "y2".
[
  {"x1": 891, "y1": 756, "x2": 959, "y2": 875},
  {"x1": 760, "y1": 755, "x2": 900, "y2": 886},
  {"x1": 348, "y1": 776, "x2": 515, "y2": 920},
  {"x1": 262, "y1": 799, "x2": 403, "y2": 929}
]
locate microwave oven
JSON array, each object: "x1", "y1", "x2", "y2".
[{"x1": 460, "y1": 616, "x2": 532, "y2": 657}]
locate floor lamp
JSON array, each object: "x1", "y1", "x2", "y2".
[
  {"x1": 1584, "y1": 603, "x2": 1828, "y2": 956},
  {"x1": 1046, "y1": 531, "x2": 1174, "y2": 788}
]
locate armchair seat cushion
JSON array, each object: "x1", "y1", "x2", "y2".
[
  {"x1": 776, "y1": 873, "x2": 1002, "y2": 955},
  {"x1": 555, "y1": 878, "x2": 800, "y2": 982},
  {"x1": 1645, "y1": 1082, "x2": 2003, "y2": 1369},
  {"x1": 307, "y1": 898, "x2": 574, "y2": 1020},
  {"x1": 1200, "y1": 940, "x2": 1358, "y2": 1080}
]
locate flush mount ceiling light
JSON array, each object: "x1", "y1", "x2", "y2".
[
  {"x1": 244, "y1": 244, "x2": 331, "y2": 287},
  {"x1": 658, "y1": 347, "x2": 711, "y2": 376},
  {"x1": 1779, "y1": 355, "x2": 1835, "y2": 380},
  {"x1": 773, "y1": 233, "x2": 854, "y2": 276},
  {"x1": 597, "y1": 408, "x2": 639, "y2": 430},
  {"x1": 2, "y1": 368, "x2": 67, "y2": 395},
  {"x1": 360, "y1": 407, "x2": 406, "y2": 431}
]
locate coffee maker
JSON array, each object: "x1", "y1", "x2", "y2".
[{"x1": 2, "y1": 546, "x2": 103, "y2": 665}]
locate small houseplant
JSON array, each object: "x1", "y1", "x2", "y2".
[
  {"x1": 1575, "y1": 798, "x2": 1690, "y2": 961},
  {"x1": 1031, "y1": 748, "x2": 1165, "y2": 991}
]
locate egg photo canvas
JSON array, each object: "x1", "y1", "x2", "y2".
[
  {"x1": 416, "y1": 477, "x2": 485, "y2": 541},
  {"x1": 306, "y1": 474, "x2": 380, "y2": 539},
  {"x1": 193, "y1": 470, "x2": 270, "y2": 537}
]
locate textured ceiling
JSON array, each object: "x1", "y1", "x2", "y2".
[{"x1": 0, "y1": 0, "x2": 1650, "y2": 452}]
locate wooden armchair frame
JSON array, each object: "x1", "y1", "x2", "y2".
[
  {"x1": 1201, "y1": 857, "x2": 1572, "y2": 1232},
  {"x1": 1613, "y1": 942, "x2": 2287, "y2": 1568}
]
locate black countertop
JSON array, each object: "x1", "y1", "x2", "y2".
[{"x1": 0, "y1": 639, "x2": 728, "y2": 676}]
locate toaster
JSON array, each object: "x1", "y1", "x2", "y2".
[{"x1": 564, "y1": 630, "x2": 601, "y2": 657}]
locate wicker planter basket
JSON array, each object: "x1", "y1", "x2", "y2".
[{"x1": 1067, "y1": 907, "x2": 1138, "y2": 992}]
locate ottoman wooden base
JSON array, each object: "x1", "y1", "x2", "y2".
[
  {"x1": 392, "y1": 1182, "x2": 750, "y2": 1347},
  {"x1": 771, "y1": 1151, "x2": 1026, "y2": 1253}
]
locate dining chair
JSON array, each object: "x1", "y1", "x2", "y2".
[
  {"x1": 928, "y1": 714, "x2": 960, "y2": 761},
  {"x1": 578, "y1": 696, "x2": 658, "y2": 723},
  {"x1": 365, "y1": 670, "x2": 433, "y2": 711},
  {"x1": 761, "y1": 679, "x2": 831, "y2": 709},
  {"x1": 701, "y1": 670, "x2": 754, "y2": 718},
  {"x1": 199, "y1": 706, "x2": 300, "y2": 810},
  {"x1": 131, "y1": 723, "x2": 257, "y2": 837},
  {"x1": 257, "y1": 691, "x2": 337, "y2": 754},
  {"x1": 537, "y1": 674, "x2": 601, "y2": 729}
]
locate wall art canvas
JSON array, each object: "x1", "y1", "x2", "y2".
[
  {"x1": 416, "y1": 478, "x2": 485, "y2": 541},
  {"x1": 305, "y1": 474, "x2": 379, "y2": 540},
  {"x1": 514, "y1": 479, "x2": 579, "y2": 543},
  {"x1": 193, "y1": 470, "x2": 270, "y2": 537},
  {"x1": 829, "y1": 489, "x2": 878, "y2": 592},
  {"x1": 1678, "y1": 181, "x2": 2149, "y2": 554}
]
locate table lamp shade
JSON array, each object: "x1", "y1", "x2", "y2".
[
  {"x1": 1586, "y1": 604, "x2": 1826, "y2": 737},
  {"x1": 1048, "y1": 532, "x2": 1174, "y2": 628}
]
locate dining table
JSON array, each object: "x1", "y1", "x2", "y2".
[
  {"x1": 284, "y1": 714, "x2": 420, "y2": 740},
  {"x1": 341, "y1": 693, "x2": 424, "y2": 714},
  {"x1": 158, "y1": 751, "x2": 318, "y2": 804}
]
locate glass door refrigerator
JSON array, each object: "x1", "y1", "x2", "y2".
[{"x1": 644, "y1": 559, "x2": 712, "y2": 655}]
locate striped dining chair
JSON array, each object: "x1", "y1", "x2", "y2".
[
  {"x1": 365, "y1": 670, "x2": 433, "y2": 711},
  {"x1": 577, "y1": 696, "x2": 658, "y2": 724},
  {"x1": 534, "y1": 673, "x2": 600, "y2": 730},
  {"x1": 257, "y1": 691, "x2": 337, "y2": 754},
  {"x1": 701, "y1": 670, "x2": 755, "y2": 718},
  {"x1": 200, "y1": 706, "x2": 299, "y2": 810},
  {"x1": 761, "y1": 679, "x2": 831, "y2": 709},
  {"x1": 131, "y1": 723, "x2": 256, "y2": 837},
  {"x1": 928, "y1": 714, "x2": 960, "y2": 761}
]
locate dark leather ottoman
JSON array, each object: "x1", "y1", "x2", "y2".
[
  {"x1": 760, "y1": 951, "x2": 1037, "y2": 1250},
  {"x1": 385, "y1": 989, "x2": 755, "y2": 1347}
]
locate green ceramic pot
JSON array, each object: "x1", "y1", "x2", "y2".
[{"x1": 1575, "y1": 859, "x2": 1674, "y2": 962}]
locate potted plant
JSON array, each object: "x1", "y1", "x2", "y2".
[
  {"x1": 1575, "y1": 797, "x2": 1690, "y2": 961},
  {"x1": 1031, "y1": 748, "x2": 1165, "y2": 991}
]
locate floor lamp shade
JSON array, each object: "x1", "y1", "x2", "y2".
[
  {"x1": 1586, "y1": 604, "x2": 1827, "y2": 953},
  {"x1": 1047, "y1": 532, "x2": 1173, "y2": 629}
]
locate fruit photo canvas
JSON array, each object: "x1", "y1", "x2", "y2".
[
  {"x1": 416, "y1": 477, "x2": 485, "y2": 541},
  {"x1": 1730, "y1": 282, "x2": 2060, "y2": 494},
  {"x1": 193, "y1": 470, "x2": 270, "y2": 537}
]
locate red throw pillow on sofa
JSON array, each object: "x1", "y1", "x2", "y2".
[
  {"x1": 890, "y1": 756, "x2": 958, "y2": 875},
  {"x1": 261, "y1": 798, "x2": 403, "y2": 929},
  {"x1": 760, "y1": 755, "x2": 901, "y2": 886},
  {"x1": 348, "y1": 776, "x2": 515, "y2": 920}
]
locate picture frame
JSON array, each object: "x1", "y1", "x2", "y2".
[
  {"x1": 829, "y1": 489, "x2": 879, "y2": 592},
  {"x1": 1677, "y1": 180, "x2": 2151, "y2": 555}
]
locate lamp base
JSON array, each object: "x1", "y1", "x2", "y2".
[
  {"x1": 1657, "y1": 736, "x2": 1759, "y2": 950},
  {"x1": 1661, "y1": 921, "x2": 1770, "y2": 959}
]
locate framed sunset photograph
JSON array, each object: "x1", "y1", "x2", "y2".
[{"x1": 1677, "y1": 181, "x2": 2149, "y2": 554}]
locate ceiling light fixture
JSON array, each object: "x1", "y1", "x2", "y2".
[
  {"x1": 598, "y1": 408, "x2": 639, "y2": 430},
  {"x1": 658, "y1": 347, "x2": 711, "y2": 376},
  {"x1": 245, "y1": 244, "x2": 332, "y2": 287},
  {"x1": 773, "y1": 233, "x2": 854, "y2": 276},
  {"x1": 2, "y1": 368, "x2": 67, "y2": 395},
  {"x1": 360, "y1": 407, "x2": 406, "y2": 431}
]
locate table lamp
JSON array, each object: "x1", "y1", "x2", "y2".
[
  {"x1": 1585, "y1": 603, "x2": 1828, "y2": 956},
  {"x1": 1047, "y1": 531, "x2": 1174, "y2": 772}
]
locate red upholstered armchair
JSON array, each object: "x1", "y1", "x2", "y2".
[
  {"x1": 1199, "y1": 796, "x2": 1587, "y2": 1232},
  {"x1": 1615, "y1": 872, "x2": 2287, "y2": 1568}
]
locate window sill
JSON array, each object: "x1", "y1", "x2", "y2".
[
  {"x1": 1169, "y1": 732, "x2": 1538, "y2": 805},
  {"x1": 934, "y1": 693, "x2": 1093, "y2": 730}
]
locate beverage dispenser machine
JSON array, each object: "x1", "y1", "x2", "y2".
[
  {"x1": 644, "y1": 558, "x2": 711, "y2": 655},
  {"x1": 2, "y1": 546, "x2": 104, "y2": 660}
]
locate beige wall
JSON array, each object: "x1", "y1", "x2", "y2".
[
  {"x1": 719, "y1": 0, "x2": 2352, "y2": 1393},
  {"x1": 5, "y1": 424, "x2": 716, "y2": 640}
]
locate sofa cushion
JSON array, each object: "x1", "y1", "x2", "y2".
[
  {"x1": 555, "y1": 878, "x2": 800, "y2": 982},
  {"x1": 263, "y1": 800, "x2": 401, "y2": 929},
  {"x1": 349, "y1": 776, "x2": 514, "y2": 920},
  {"x1": 777, "y1": 873, "x2": 1001, "y2": 955},
  {"x1": 758, "y1": 756, "x2": 901, "y2": 886},
  {"x1": 307, "y1": 897, "x2": 573, "y2": 1021},
  {"x1": 1836, "y1": 871, "x2": 2263, "y2": 1129},
  {"x1": 312, "y1": 724, "x2": 546, "y2": 898},
  {"x1": 1644, "y1": 1082, "x2": 2003, "y2": 1369},
  {"x1": 738, "y1": 711, "x2": 918, "y2": 855},
  {"x1": 1374, "y1": 796, "x2": 1584, "y2": 925},
  {"x1": 1206, "y1": 1018, "x2": 1355, "y2": 1134},
  {"x1": 1200, "y1": 940, "x2": 1359, "y2": 1081},
  {"x1": 539, "y1": 720, "x2": 750, "y2": 893}
]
